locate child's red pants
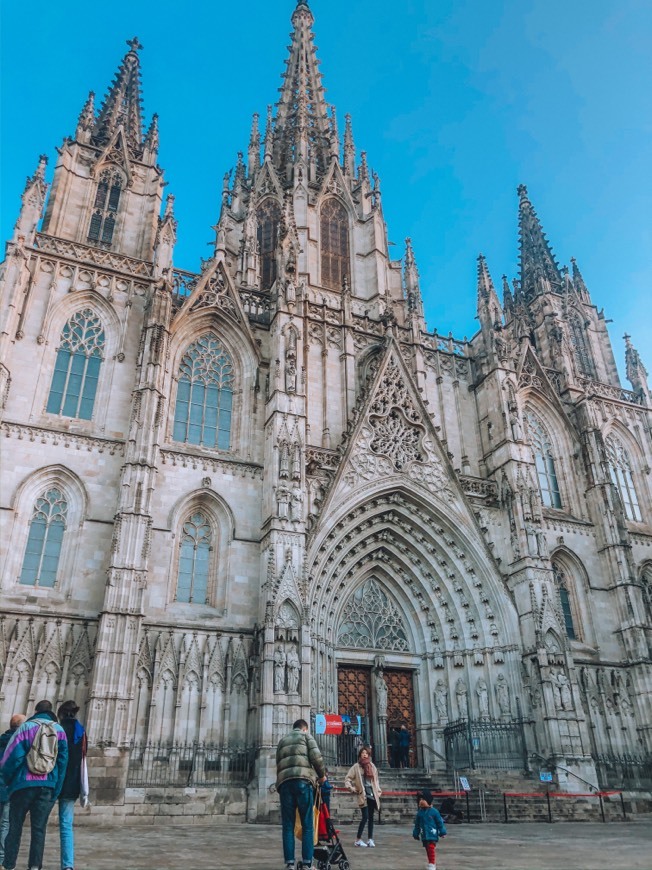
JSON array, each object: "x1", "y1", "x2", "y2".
[{"x1": 424, "y1": 841, "x2": 437, "y2": 864}]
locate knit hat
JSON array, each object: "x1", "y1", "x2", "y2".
[{"x1": 417, "y1": 789, "x2": 433, "y2": 805}]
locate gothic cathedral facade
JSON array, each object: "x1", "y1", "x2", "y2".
[{"x1": 1, "y1": 1, "x2": 651, "y2": 816}]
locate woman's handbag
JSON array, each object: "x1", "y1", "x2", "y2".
[{"x1": 294, "y1": 785, "x2": 322, "y2": 846}]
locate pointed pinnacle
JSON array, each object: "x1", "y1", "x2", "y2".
[
  {"x1": 144, "y1": 113, "x2": 159, "y2": 152},
  {"x1": 77, "y1": 91, "x2": 96, "y2": 133},
  {"x1": 164, "y1": 193, "x2": 175, "y2": 218},
  {"x1": 249, "y1": 112, "x2": 260, "y2": 148},
  {"x1": 264, "y1": 105, "x2": 274, "y2": 160}
]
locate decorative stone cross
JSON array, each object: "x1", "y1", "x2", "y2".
[{"x1": 127, "y1": 37, "x2": 143, "y2": 52}]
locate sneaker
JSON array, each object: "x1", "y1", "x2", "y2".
[
  {"x1": 354, "y1": 839, "x2": 368, "y2": 847},
  {"x1": 367, "y1": 838, "x2": 375, "y2": 847},
  {"x1": 285, "y1": 862, "x2": 295, "y2": 869}
]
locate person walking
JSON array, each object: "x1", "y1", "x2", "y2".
[
  {"x1": 345, "y1": 745, "x2": 382, "y2": 848},
  {"x1": 412, "y1": 789, "x2": 446, "y2": 870},
  {"x1": 276, "y1": 718, "x2": 326, "y2": 870},
  {"x1": 0, "y1": 716, "x2": 26, "y2": 869},
  {"x1": 0, "y1": 700, "x2": 68, "y2": 870},
  {"x1": 56, "y1": 701, "x2": 89, "y2": 870},
  {"x1": 399, "y1": 723, "x2": 411, "y2": 768}
]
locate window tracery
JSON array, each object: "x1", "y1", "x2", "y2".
[
  {"x1": 605, "y1": 435, "x2": 642, "y2": 522},
  {"x1": 320, "y1": 198, "x2": 350, "y2": 291},
  {"x1": 172, "y1": 334, "x2": 235, "y2": 450},
  {"x1": 176, "y1": 511, "x2": 212, "y2": 604},
  {"x1": 88, "y1": 168, "x2": 122, "y2": 246},
  {"x1": 525, "y1": 409, "x2": 562, "y2": 509},
  {"x1": 19, "y1": 488, "x2": 68, "y2": 588},
  {"x1": 46, "y1": 309, "x2": 105, "y2": 420},
  {"x1": 641, "y1": 564, "x2": 652, "y2": 625},
  {"x1": 337, "y1": 577, "x2": 410, "y2": 651},
  {"x1": 569, "y1": 312, "x2": 594, "y2": 377},
  {"x1": 552, "y1": 560, "x2": 578, "y2": 640},
  {"x1": 257, "y1": 199, "x2": 282, "y2": 291}
]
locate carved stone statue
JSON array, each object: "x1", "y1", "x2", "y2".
[
  {"x1": 456, "y1": 679, "x2": 469, "y2": 719},
  {"x1": 290, "y1": 486, "x2": 303, "y2": 522},
  {"x1": 434, "y1": 679, "x2": 448, "y2": 722},
  {"x1": 375, "y1": 671, "x2": 388, "y2": 716},
  {"x1": 476, "y1": 678, "x2": 489, "y2": 717},
  {"x1": 285, "y1": 351, "x2": 297, "y2": 393},
  {"x1": 285, "y1": 278, "x2": 296, "y2": 305},
  {"x1": 554, "y1": 671, "x2": 573, "y2": 711},
  {"x1": 286, "y1": 644, "x2": 300, "y2": 694},
  {"x1": 495, "y1": 673, "x2": 511, "y2": 716},
  {"x1": 274, "y1": 645, "x2": 286, "y2": 694},
  {"x1": 276, "y1": 485, "x2": 290, "y2": 520}
]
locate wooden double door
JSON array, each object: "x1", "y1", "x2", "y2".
[{"x1": 337, "y1": 665, "x2": 417, "y2": 766}]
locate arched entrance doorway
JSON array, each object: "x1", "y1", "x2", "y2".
[{"x1": 335, "y1": 577, "x2": 418, "y2": 767}]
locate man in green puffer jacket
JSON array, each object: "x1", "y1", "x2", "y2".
[{"x1": 276, "y1": 719, "x2": 326, "y2": 870}]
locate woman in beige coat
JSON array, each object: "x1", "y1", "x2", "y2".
[{"x1": 345, "y1": 745, "x2": 382, "y2": 848}]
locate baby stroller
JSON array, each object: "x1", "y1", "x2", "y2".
[{"x1": 313, "y1": 801, "x2": 351, "y2": 870}]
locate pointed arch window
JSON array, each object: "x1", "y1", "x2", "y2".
[
  {"x1": 46, "y1": 309, "x2": 105, "y2": 420},
  {"x1": 569, "y1": 312, "x2": 594, "y2": 377},
  {"x1": 172, "y1": 333, "x2": 235, "y2": 450},
  {"x1": 525, "y1": 410, "x2": 562, "y2": 509},
  {"x1": 552, "y1": 560, "x2": 578, "y2": 640},
  {"x1": 606, "y1": 435, "x2": 642, "y2": 522},
  {"x1": 176, "y1": 511, "x2": 212, "y2": 604},
  {"x1": 19, "y1": 488, "x2": 68, "y2": 588},
  {"x1": 321, "y1": 198, "x2": 350, "y2": 291},
  {"x1": 257, "y1": 199, "x2": 282, "y2": 291},
  {"x1": 88, "y1": 169, "x2": 122, "y2": 246}
]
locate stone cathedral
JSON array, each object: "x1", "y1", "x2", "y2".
[{"x1": 1, "y1": 0, "x2": 651, "y2": 819}]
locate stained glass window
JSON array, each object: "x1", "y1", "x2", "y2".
[
  {"x1": 177, "y1": 512, "x2": 212, "y2": 604},
  {"x1": 46, "y1": 309, "x2": 105, "y2": 420},
  {"x1": 606, "y1": 435, "x2": 642, "y2": 522},
  {"x1": 525, "y1": 410, "x2": 562, "y2": 509},
  {"x1": 88, "y1": 169, "x2": 121, "y2": 245},
  {"x1": 257, "y1": 199, "x2": 281, "y2": 291},
  {"x1": 337, "y1": 577, "x2": 410, "y2": 651},
  {"x1": 321, "y1": 199, "x2": 350, "y2": 291},
  {"x1": 20, "y1": 488, "x2": 68, "y2": 588},
  {"x1": 552, "y1": 561, "x2": 579, "y2": 640},
  {"x1": 173, "y1": 334, "x2": 234, "y2": 450}
]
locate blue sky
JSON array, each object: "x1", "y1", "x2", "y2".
[{"x1": 2, "y1": 0, "x2": 650, "y2": 380}]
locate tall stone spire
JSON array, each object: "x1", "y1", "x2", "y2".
[
  {"x1": 13, "y1": 155, "x2": 49, "y2": 244},
  {"x1": 272, "y1": 0, "x2": 331, "y2": 181},
  {"x1": 404, "y1": 238, "x2": 424, "y2": 319},
  {"x1": 92, "y1": 37, "x2": 145, "y2": 157},
  {"x1": 518, "y1": 185, "x2": 562, "y2": 301},
  {"x1": 75, "y1": 91, "x2": 95, "y2": 143}
]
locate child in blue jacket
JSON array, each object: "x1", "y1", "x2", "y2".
[{"x1": 412, "y1": 789, "x2": 446, "y2": 870}]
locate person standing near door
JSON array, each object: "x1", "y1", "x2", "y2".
[
  {"x1": 399, "y1": 723, "x2": 411, "y2": 768},
  {"x1": 345, "y1": 745, "x2": 382, "y2": 848}
]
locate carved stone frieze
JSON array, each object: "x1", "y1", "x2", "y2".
[
  {"x1": 33, "y1": 233, "x2": 154, "y2": 279},
  {"x1": 160, "y1": 448, "x2": 263, "y2": 478},
  {"x1": 1, "y1": 421, "x2": 125, "y2": 456}
]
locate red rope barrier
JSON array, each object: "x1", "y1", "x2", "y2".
[{"x1": 504, "y1": 790, "x2": 621, "y2": 799}]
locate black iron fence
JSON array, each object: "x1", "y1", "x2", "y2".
[
  {"x1": 127, "y1": 742, "x2": 255, "y2": 788},
  {"x1": 444, "y1": 717, "x2": 529, "y2": 772},
  {"x1": 593, "y1": 753, "x2": 652, "y2": 791}
]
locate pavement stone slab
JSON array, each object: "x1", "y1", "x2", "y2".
[{"x1": 31, "y1": 819, "x2": 652, "y2": 870}]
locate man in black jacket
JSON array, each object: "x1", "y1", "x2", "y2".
[{"x1": 56, "y1": 701, "x2": 88, "y2": 870}]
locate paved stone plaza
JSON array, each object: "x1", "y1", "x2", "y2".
[{"x1": 35, "y1": 820, "x2": 652, "y2": 869}]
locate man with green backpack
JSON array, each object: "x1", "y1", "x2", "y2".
[{"x1": 0, "y1": 700, "x2": 68, "y2": 870}]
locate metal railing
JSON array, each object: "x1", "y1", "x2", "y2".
[
  {"x1": 444, "y1": 717, "x2": 529, "y2": 772},
  {"x1": 127, "y1": 741, "x2": 255, "y2": 788},
  {"x1": 592, "y1": 753, "x2": 652, "y2": 791},
  {"x1": 310, "y1": 716, "x2": 370, "y2": 768}
]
